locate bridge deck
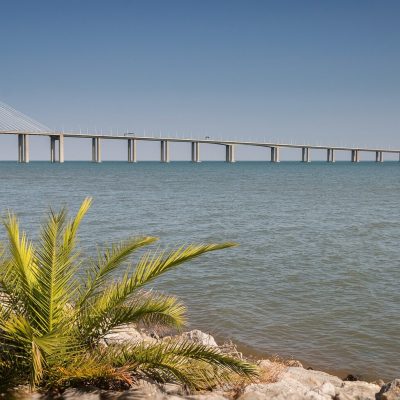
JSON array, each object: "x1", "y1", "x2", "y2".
[{"x1": 0, "y1": 130, "x2": 399, "y2": 154}]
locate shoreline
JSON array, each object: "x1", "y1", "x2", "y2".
[
  {"x1": 7, "y1": 326, "x2": 396, "y2": 399},
  {"x1": 217, "y1": 335, "x2": 380, "y2": 383}
]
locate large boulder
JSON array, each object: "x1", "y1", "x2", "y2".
[
  {"x1": 239, "y1": 366, "x2": 380, "y2": 400},
  {"x1": 178, "y1": 330, "x2": 218, "y2": 347},
  {"x1": 103, "y1": 325, "x2": 156, "y2": 346},
  {"x1": 376, "y1": 379, "x2": 400, "y2": 400},
  {"x1": 335, "y1": 381, "x2": 381, "y2": 399}
]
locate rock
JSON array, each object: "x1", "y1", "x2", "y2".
[
  {"x1": 241, "y1": 379, "x2": 327, "y2": 399},
  {"x1": 162, "y1": 383, "x2": 185, "y2": 396},
  {"x1": 344, "y1": 374, "x2": 360, "y2": 382},
  {"x1": 376, "y1": 379, "x2": 400, "y2": 400},
  {"x1": 287, "y1": 360, "x2": 304, "y2": 368},
  {"x1": 334, "y1": 381, "x2": 380, "y2": 399},
  {"x1": 178, "y1": 330, "x2": 218, "y2": 347},
  {"x1": 283, "y1": 366, "x2": 343, "y2": 388},
  {"x1": 117, "y1": 382, "x2": 165, "y2": 399},
  {"x1": 316, "y1": 382, "x2": 336, "y2": 397},
  {"x1": 103, "y1": 325, "x2": 155, "y2": 345},
  {"x1": 257, "y1": 360, "x2": 276, "y2": 369},
  {"x1": 240, "y1": 366, "x2": 346, "y2": 399},
  {"x1": 186, "y1": 393, "x2": 229, "y2": 400},
  {"x1": 238, "y1": 393, "x2": 269, "y2": 400},
  {"x1": 61, "y1": 388, "x2": 101, "y2": 400},
  {"x1": 374, "y1": 380, "x2": 386, "y2": 387}
]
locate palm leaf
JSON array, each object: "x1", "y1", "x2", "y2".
[
  {"x1": 132, "y1": 243, "x2": 237, "y2": 289},
  {"x1": 79, "y1": 290, "x2": 186, "y2": 344},
  {"x1": 108, "y1": 339, "x2": 258, "y2": 389},
  {"x1": 82, "y1": 243, "x2": 236, "y2": 336},
  {"x1": 2, "y1": 212, "x2": 37, "y2": 302},
  {"x1": 78, "y1": 236, "x2": 157, "y2": 305}
]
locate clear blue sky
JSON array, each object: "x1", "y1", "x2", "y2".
[{"x1": 0, "y1": 0, "x2": 399, "y2": 160}]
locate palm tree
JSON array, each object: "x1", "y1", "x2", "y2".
[{"x1": 0, "y1": 198, "x2": 257, "y2": 390}]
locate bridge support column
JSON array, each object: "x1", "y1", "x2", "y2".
[
  {"x1": 92, "y1": 137, "x2": 101, "y2": 163},
  {"x1": 191, "y1": 142, "x2": 200, "y2": 162},
  {"x1": 271, "y1": 146, "x2": 280, "y2": 162},
  {"x1": 327, "y1": 149, "x2": 335, "y2": 162},
  {"x1": 225, "y1": 145, "x2": 235, "y2": 163},
  {"x1": 59, "y1": 134, "x2": 64, "y2": 163},
  {"x1": 18, "y1": 134, "x2": 29, "y2": 163},
  {"x1": 302, "y1": 147, "x2": 311, "y2": 162},
  {"x1": 50, "y1": 135, "x2": 64, "y2": 163},
  {"x1": 375, "y1": 151, "x2": 383, "y2": 162},
  {"x1": 161, "y1": 140, "x2": 170, "y2": 163},
  {"x1": 128, "y1": 139, "x2": 137, "y2": 162},
  {"x1": 50, "y1": 136, "x2": 56, "y2": 162},
  {"x1": 351, "y1": 150, "x2": 360, "y2": 163}
]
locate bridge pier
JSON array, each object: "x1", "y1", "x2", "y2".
[
  {"x1": 351, "y1": 150, "x2": 360, "y2": 163},
  {"x1": 18, "y1": 134, "x2": 30, "y2": 163},
  {"x1": 161, "y1": 140, "x2": 170, "y2": 163},
  {"x1": 92, "y1": 137, "x2": 101, "y2": 163},
  {"x1": 302, "y1": 147, "x2": 311, "y2": 162},
  {"x1": 191, "y1": 142, "x2": 200, "y2": 162},
  {"x1": 59, "y1": 134, "x2": 64, "y2": 163},
  {"x1": 225, "y1": 144, "x2": 235, "y2": 163},
  {"x1": 128, "y1": 139, "x2": 137, "y2": 162},
  {"x1": 327, "y1": 148, "x2": 335, "y2": 162},
  {"x1": 375, "y1": 151, "x2": 383, "y2": 162},
  {"x1": 50, "y1": 135, "x2": 64, "y2": 163},
  {"x1": 50, "y1": 137, "x2": 55, "y2": 162},
  {"x1": 271, "y1": 146, "x2": 280, "y2": 162}
]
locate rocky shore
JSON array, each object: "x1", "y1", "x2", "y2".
[{"x1": 9, "y1": 327, "x2": 400, "y2": 400}]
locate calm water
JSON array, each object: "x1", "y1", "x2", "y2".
[{"x1": 0, "y1": 161, "x2": 399, "y2": 380}]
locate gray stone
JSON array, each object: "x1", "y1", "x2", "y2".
[
  {"x1": 283, "y1": 367, "x2": 342, "y2": 388},
  {"x1": 315, "y1": 382, "x2": 336, "y2": 397},
  {"x1": 162, "y1": 383, "x2": 184, "y2": 396},
  {"x1": 103, "y1": 325, "x2": 155, "y2": 346},
  {"x1": 257, "y1": 360, "x2": 276, "y2": 370},
  {"x1": 178, "y1": 330, "x2": 218, "y2": 347},
  {"x1": 186, "y1": 393, "x2": 228, "y2": 400},
  {"x1": 376, "y1": 379, "x2": 400, "y2": 400},
  {"x1": 242, "y1": 379, "x2": 323, "y2": 399},
  {"x1": 334, "y1": 381, "x2": 380, "y2": 400},
  {"x1": 61, "y1": 388, "x2": 101, "y2": 400}
]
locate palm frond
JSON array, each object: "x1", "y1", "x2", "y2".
[
  {"x1": 62, "y1": 197, "x2": 92, "y2": 254},
  {"x1": 108, "y1": 339, "x2": 258, "y2": 389},
  {"x1": 79, "y1": 290, "x2": 185, "y2": 344},
  {"x1": 132, "y1": 243, "x2": 237, "y2": 289},
  {"x1": 2, "y1": 212, "x2": 37, "y2": 301},
  {"x1": 88, "y1": 243, "x2": 235, "y2": 320},
  {"x1": 0, "y1": 199, "x2": 244, "y2": 391},
  {"x1": 33, "y1": 207, "x2": 76, "y2": 334},
  {"x1": 79, "y1": 236, "x2": 157, "y2": 305},
  {"x1": 77, "y1": 243, "x2": 235, "y2": 344}
]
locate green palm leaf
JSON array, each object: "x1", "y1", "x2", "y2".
[{"x1": 0, "y1": 198, "x2": 254, "y2": 391}]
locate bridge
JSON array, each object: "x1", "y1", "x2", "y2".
[{"x1": 1, "y1": 101, "x2": 399, "y2": 163}]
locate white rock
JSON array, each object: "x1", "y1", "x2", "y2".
[
  {"x1": 162, "y1": 383, "x2": 184, "y2": 396},
  {"x1": 257, "y1": 359, "x2": 278, "y2": 370},
  {"x1": 186, "y1": 393, "x2": 229, "y2": 399},
  {"x1": 61, "y1": 388, "x2": 101, "y2": 400},
  {"x1": 242, "y1": 378, "x2": 316, "y2": 399},
  {"x1": 103, "y1": 325, "x2": 155, "y2": 345},
  {"x1": 376, "y1": 379, "x2": 400, "y2": 400},
  {"x1": 178, "y1": 330, "x2": 218, "y2": 347},
  {"x1": 283, "y1": 367, "x2": 343, "y2": 388},
  {"x1": 118, "y1": 381, "x2": 165, "y2": 399}
]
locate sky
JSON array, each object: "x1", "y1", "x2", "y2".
[{"x1": 0, "y1": 0, "x2": 399, "y2": 160}]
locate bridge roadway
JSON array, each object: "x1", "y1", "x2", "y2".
[{"x1": 1, "y1": 130, "x2": 399, "y2": 163}]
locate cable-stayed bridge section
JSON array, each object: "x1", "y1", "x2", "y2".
[{"x1": 0, "y1": 101, "x2": 399, "y2": 163}]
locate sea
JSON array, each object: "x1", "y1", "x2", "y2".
[{"x1": 1, "y1": 161, "x2": 399, "y2": 380}]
